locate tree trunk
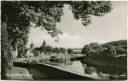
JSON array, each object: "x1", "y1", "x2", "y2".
[{"x1": 1, "y1": 22, "x2": 13, "y2": 79}]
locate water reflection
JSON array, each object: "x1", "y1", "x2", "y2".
[
  {"x1": 70, "y1": 61, "x2": 105, "y2": 79},
  {"x1": 69, "y1": 60, "x2": 125, "y2": 80},
  {"x1": 70, "y1": 61, "x2": 85, "y2": 74}
]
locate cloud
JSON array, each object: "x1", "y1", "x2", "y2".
[
  {"x1": 28, "y1": 27, "x2": 86, "y2": 48},
  {"x1": 56, "y1": 33, "x2": 85, "y2": 48}
]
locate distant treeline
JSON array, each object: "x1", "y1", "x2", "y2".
[
  {"x1": 81, "y1": 40, "x2": 127, "y2": 57},
  {"x1": 33, "y1": 40, "x2": 73, "y2": 55}
]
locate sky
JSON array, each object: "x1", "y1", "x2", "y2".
[{"x1": 27, "y1": 1, "x2": 127, "y2": 48}]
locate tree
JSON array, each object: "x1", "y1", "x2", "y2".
[
  {"x1": 67, "y1": 48, "x2": 73, "y2": 55},
  {"x1": 81, "y1": 43, "x2": 103, "y2": 56},
  {"x1": 45, "y1": 45, "x2": 54, "y2": 54},
  {"x1": 89, "y1": 43, "x2": 103, "y2": 56},
  {"x1": 59, "y1": 47, "x2": 66, "y2": 54},
  {"x1": 53, "y1": 47, "x2": 59, "y2": 54},
  {"x1": 107, "y1": 45, "x2": 116, "y2": 57},
  {"x1": 115, "y1": 46, "x2": 126, "y2": 54},
  {"x1": 81, "y1": 45, "x2": 91, "y2": 56},
  {"x1": 1, "y1": 1, "x2": 64, "y2": 54},
  {"x1": 102, "y1": 45, "x2": 116, "y2": 57},
  {"x1": 1, "y1": 22, "x2": 13, "y2": 79},
  {"x1": 69, "y1": 1, "x2": 112, "y2": 26}
]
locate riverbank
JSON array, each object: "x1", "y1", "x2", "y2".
[{"x1": 81, "y1": 56, "x2": 127, "y2": 75}]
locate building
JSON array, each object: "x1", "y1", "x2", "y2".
[
  {"x1": 26, "y1": 42, "x2": 35, "y2": 57},
  {"x1": 72, "y1": 48, "x2": 82, "y2": 54}
]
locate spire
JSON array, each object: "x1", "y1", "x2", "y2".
[
  {"x1": 42, "y1": 40, "x2": 46, "y2": 47},
  {"x1": 30, "y1": 41, "x2": 34, "y2": 49}
]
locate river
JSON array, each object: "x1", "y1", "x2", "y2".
[{"x1": 66, "y1": 60, "x2": 126, "y2": 80}]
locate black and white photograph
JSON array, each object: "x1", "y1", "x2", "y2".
[{"x1": 1, "y1": 1, "x2": 127, "y2": 80}]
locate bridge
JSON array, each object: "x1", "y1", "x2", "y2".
[{"x1": 13, "y1": 62, "x2": 100, "y2": 80}]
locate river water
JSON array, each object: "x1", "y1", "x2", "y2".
[{"x1": 67, "y1": 60, "x2": 125, "y2": 80}]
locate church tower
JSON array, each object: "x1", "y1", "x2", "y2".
[{"x1": 30, "y1": 41, "x2": 34, "y2": 50}]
